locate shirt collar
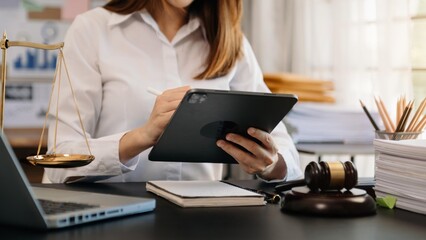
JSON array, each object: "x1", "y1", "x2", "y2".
[
  {"x1": 173, "y1": 15, "x2": 205, "y2": 44},
  {"x1": 108, "y1": 9, "x2": 206, "y2": 44},
  {"x1": 141, "y1": 9, "x2": 205, "y2": 45},
  {"x1": 108, "y1": 11, "x2": 136, "y2": 27},
  {"x1": 139, "y1": 9, "x2": 161, "y2": 32},
  {"x1": 141, "y1": 10, "x2": 203, "y2": 34}
]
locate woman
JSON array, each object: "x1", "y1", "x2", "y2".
[{"x1": 44, "y1": 0, "x2": 302, "y2": 183}]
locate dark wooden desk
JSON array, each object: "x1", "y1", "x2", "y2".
[{"x1": 0, "y1": 181, "x2": 425, "y2": 240}]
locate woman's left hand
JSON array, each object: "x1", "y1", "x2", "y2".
[{"x1": 216, "y1": 127, "x2": 287, "y2": 180}]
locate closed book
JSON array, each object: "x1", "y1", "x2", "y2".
[{"x1": 146, "y1": 180, "x2": 265, "y2": 207}]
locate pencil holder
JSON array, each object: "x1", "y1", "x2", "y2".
[{"x1": 375, "y1": 130, "x2": 423, "y2": 140}]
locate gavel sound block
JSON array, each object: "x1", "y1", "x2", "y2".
[{"x1": 281, "y1": 161, "x2": 376, "y2": 217}]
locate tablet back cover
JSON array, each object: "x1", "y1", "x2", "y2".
[{"x1": 149, "y1": 89, "x2": 297, "y2": 163}]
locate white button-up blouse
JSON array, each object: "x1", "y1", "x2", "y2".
[{"x1": 44, "y1": 7, "x2": 302, "y2": 183}]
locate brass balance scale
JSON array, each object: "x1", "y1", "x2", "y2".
[{"x1": 1, "y1": 32, "x2": 94, "y2": 168}]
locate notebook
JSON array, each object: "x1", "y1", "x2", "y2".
[
  {"x1": 0, "y1": 133, "x2": 155, "y2": 229},
  {"x1": 146, "y1": 180, "x2": 265, "y2": 207}
]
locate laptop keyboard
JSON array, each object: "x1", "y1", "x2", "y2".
[{"x1": 38, "y1": 199, "x2": 100, "y2": 215}]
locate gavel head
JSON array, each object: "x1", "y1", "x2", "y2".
[{"x1": 304, "y1": 161, "x2": 358, "y2": 191}]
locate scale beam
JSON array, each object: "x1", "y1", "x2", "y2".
[{"x1": 0, "y1": 32, "x2": 64, "y2": 131}]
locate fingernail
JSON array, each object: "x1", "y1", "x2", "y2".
[
  {"x1": 217, "y1": 141, "x2": 224, "y2": 147},
  {"x1": 226, "y1": 134, "x2": 233, "y2": 141},
  {"x1": 248, "y1": 128, "x2": 255, "y2": 134}
]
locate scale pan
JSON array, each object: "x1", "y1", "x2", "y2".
[{"x1": 26, "y1": 154, "x2": 95, "y2": 168}]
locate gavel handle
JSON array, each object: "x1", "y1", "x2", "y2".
[{"x1": 274, "y1": 179, "x2": 306, "y2": 192}]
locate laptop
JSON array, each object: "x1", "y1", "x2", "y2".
[{"x1": 0, "y1": 133, "x2": 155, "y2": 229}]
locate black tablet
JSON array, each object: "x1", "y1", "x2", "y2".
[{"x1": 148, "y1": 89, "x2": 298, "y2": 164}]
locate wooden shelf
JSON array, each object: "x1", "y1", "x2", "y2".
[{"x1": 4, "y1": 128, "x2": 47, "y2": 149}]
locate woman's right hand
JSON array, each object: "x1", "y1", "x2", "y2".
[
  {"x1": 119, "y1": 86, "x2": 190, "y2": 163},
  {"x1": 144, "y1": 86, "x2": 191, "y2": 145}
]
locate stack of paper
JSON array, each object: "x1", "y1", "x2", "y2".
[
  {"x1": 264, "y1": 73, "x2": 335, "y2": 103},
  {"x1": 374, "y1": 139, "x2": 426, "y2": 214},
  {"x1": 285, "y1": 103, "x2": 380, "y2": 143}
]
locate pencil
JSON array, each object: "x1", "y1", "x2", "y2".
[
  {"x1": 375, "y1": 97, "x2": 392, "y2": 132},
  {"x1": 402, "y1": 95, "x2": 407, "y2": 110},
  {"x1": 147, "y1": 87, "x2": 162, "y2": 96},
  {"x1": 413, "y1": 115, "x2": 426, "y2": 132},
  {"x1": 396, "y1": 97, "x2": 402, "y2": 125},
  {"x1": 379, "y1": 97, "x2": 396, "y2": 132},
  {"x1": 395, "y1": 100, "x2": 413, "y2": 132},
  {"x1": 359, "y1": 100, "x2": 380, "y2": 131},
  {"x1": 393, "y1": 101, "x2": 414, "y2": 140},
  {"x1": 406, "y1": 97, "x2": 426, "y2": 132}
]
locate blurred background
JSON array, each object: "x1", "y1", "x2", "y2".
[{"x1": 1, "y1": 0, "x2": 425, "y2": 182}]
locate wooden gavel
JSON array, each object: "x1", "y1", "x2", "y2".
[{"x1": 305, "y1": 161, "x2": 358, "y2": 191}]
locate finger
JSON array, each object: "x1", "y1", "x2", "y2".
[
  {"x1": 154, "y1": 99, "x2": 183, "y2": 113},
  {"x1": 158, "y1": 92, "x2": 188, "y2": 103},
  {"x1": 164, "y1": 85, "x2": 191, "y2": 94},
  {"x1": 153, "y1": 90, "x2": 187, "y2": 112},
  {"x1": 216, "y1": 140, "x2": 265, "y2": 174},
  {"x1": 161, "y1": 86, "x2": 191, "y2": 100},
  {"x1": 247, "y1": 128, "x2": 277, "y2": 152},
  {"x1": 153, "y1": 86, "x2": 191, "y2": 112},
  {"x1": 225, "y1": 133, "x2": 274, "y2": 167},
  {"x1": 225, "y1": 133, "x2": 266, "y2": 159}
]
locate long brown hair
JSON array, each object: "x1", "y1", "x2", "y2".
[{"x1": 104, "y1": 0, "x2": 243, "y2": 79}]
